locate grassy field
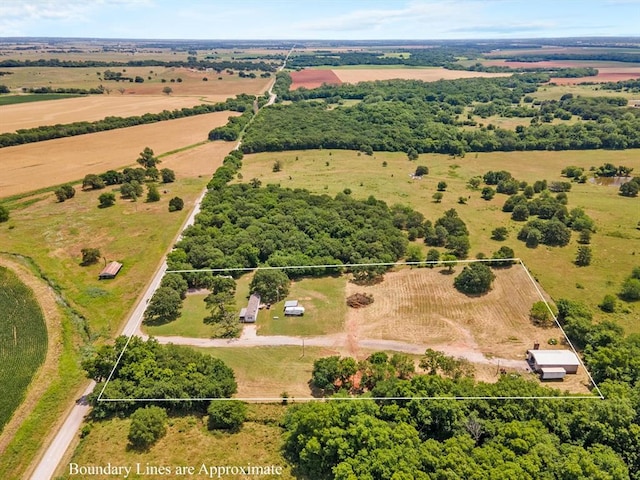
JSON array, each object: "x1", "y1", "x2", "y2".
[
  {"x1": 0, "y1": 112, "x2": 238, "y2": 198},
  {"x1": 145, "y1": 293, "x2": 212, "y2": 338},
  {"x1": 332, "y1": 67, "x2": 510, "y2": 83},
  {"x1": 257, "y1": 276, "x2": 347, "y2": 337},
  {"x1": 1, "y1": 173, "x2": 215, "y2": 339},
  {"x1": 0, "y1": 93, "x2": 81, "y2": 106},
  {"x1": 240, "y1": 148, "x2": 640, "y2": 333},
  {"x1": 199, "y1": 346, "x2": 338, "y2": 398},
  {"x1": 57, "y1": 404, "x2": 294, "y2": 480},
  {"x1": 0, "y1": 267, "x2": 47, "y2": 432}
]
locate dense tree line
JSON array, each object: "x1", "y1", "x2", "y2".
[
  {"x1": 82, "y1": 336, "x2": 237, "y2": 417},
  {"x1": 0, "y1": 94, "x2": 254, "y2": 148},
  {"x1": 0, "y1": 58, "x2": 277, "y2": 72},
  {"x1": 287, "y1": 48, "x2": 475, "y2": 68},
  {"x1": 208, "y1": 110, "x2": 254, "y2": 141},
  {"x1": 597, "y1": 78, "x2": 640, "y2": 93},
  {"x1": 21, "y1": 86, "x2": 105, "y2": 94},
  {"x1": 501, "y1": 52, "x2": 640, "y2": 63},
  {"x1": 167, "y1": 184, "x2": 413, "y2": 284},
  {"x1": 243, "y1": 77, "x2": 640, "y2": 155}
]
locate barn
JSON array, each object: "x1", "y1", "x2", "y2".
[
  {"x1": 526, "y1": 349, "x2": 580, "y2": 376},
  {"x1": 240, "y1": 293, "x2": 261, "y2": 323},
  {"x1": 98, "y1": 261, "x2": 122, "y2": 280}
]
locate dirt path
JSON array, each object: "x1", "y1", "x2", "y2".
[
  {"x1": 0, "y1": 256, "x2": 62, "y2": 455},
  {"x1": 143, "y1": 326, "x2": 528, "y2": 370}
]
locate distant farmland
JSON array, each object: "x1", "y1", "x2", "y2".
[
  {"x1": 0, "y1": 266, "x2": 47, "y2": 432},
  {"x1": 0, "y1": 111, "x2": 239, "y2": 198}
]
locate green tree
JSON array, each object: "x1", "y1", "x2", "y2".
[
  {"x1": 432, "y1": 192, "x2": 443, "y2": 203},
  {"x1": 447, "y1": 235, "x2": 470, "y2": 259},
  {"x1": 437, "y1": 181, "x2": 448, "y2": 191},
  {"x1": 511, "y1": 204, "x2": 530, "y2": 221},
  {"x1": 405, "y1": 245, "x2": 422, "y2": 264},
  {"x1": 272, "y1": 160, "x2": 282, "y2": 172},
  {"x1": 525, "y1": 228, "x2": 542, "y2": 248},
  {"x1": 491, "y1": 227, "x2": 508, "y2": 241},
  {"x1": 137, "y1": 147, "x2": 160, "y2": 169},
  {"x1": 578, "y1": 229, "x2": 592, "y2": 244},
  {"x1": 311, "y1": 356, "x2": 340, "y2": 393},
  {"x1": 160, "y1": 273, "x2": 189, "y2": 300},
  {"x1": 467, "y1": 176, "x2": 482, "y2": 190},
  {"x1": 54, "y1": 185, "x2": 76, "y2": 202},
  {"x1": 491, "y1": 246, "x2": 515, "y2": 267},
  {"x1": 250, "y1": 269, "x2": 290, "y2": 304},
  {"x1": 160, "y1": 168, "x2": 175, "y2": 183},
  {"x1": 98, "y1": 192, "x2": 115, "y2": 208},
  {"x1": 600, "y1": 294, "x2": 617, "y2": 313},
  {"x1": 426, "y1": 248, "x2": 440, "y2": 267},
  {"x1": 575, "y1": 245, "x2": 592, "y2": 266},
  {"x1": 481, "y1": 186, "x2": 495, "y2": 200},
  {"x1": 146, "y1": 184, "x2": 160, "y2": 202},
  {"x1": 441, "y1": 254, "x2": 457, "y2": 272},
  {"x1": 128, "y1": 406, "x2": 168, "y2": 449},
  {"x1": 207, "y1": 400, "x2": 247, "y2": 431},
  {"x1": 414, "y1": 165, "x2": 428, "y2": 176},
  {"x1": 83, "y1": 174, "x2": 106, "y2": 190},
  {"x1": 530, "y1": 300, "x2": 555, "y2": 327},
  {"x1": 407, "y1": 148, "x2": 419, "y2": 161},
  {"x1": 143, "y1": 287, "x2": 182, "y2": 324},
  {"x1": 0, "y1": 205, "x2": 8, "y2": 223},
  {"x1": 168, "y1": 196, "x2": 184, "y2": 212},
  {"x1": 80, "y1": 248, "x2": 101, "y2": 266},
  {"x1": 120, "y1": 181, "x2": 143, "y2": 200},
  {"x1": 620, "y1": 278, "x2": 640, "y2": 301},
  {"x1": 454, "y1": 262, "x2": 495, "y2": 294}
]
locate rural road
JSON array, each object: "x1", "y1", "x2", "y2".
[{"x1": 29, "y1": 188, "x2": 208, "y2": 480}]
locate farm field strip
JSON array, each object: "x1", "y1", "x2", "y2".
[
  {"x1": 0, "y1": 94, "x2": 234, "y2": 133},
  {"x1": 332, "y1": 67, "x2": 511, "y2": 83},
  {"x1": 0, "y1": 111, "x2": 239, "y2": 198},
  {"x1": 106, "y1": 261, "x2": 597, "y2": 400}
]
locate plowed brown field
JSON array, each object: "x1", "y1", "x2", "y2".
[
  {"x1": 0, "y1": 95, "x2": 233, "y2": 133},
  {"x1": 332, "y1": 68, "x2": 510, "y2": 83},
  {"x1": 0, "y1": 111, "x2": 238, "y2": 197},
  {"x1": 345, "y1": 265, "x2": 556, "y2": 361},
  {"x1": 290, "y1": 69, "x2": 342, "y2": 89}
]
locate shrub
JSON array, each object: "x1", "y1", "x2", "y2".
[
  {"x1": 272, "y1": 160, "x2": 282, "y2": 172},
  {"x1": 437, "y1": 181, "x2": 447, "y2": 192},
  {"x1": 481, "y1": 187, "x2": 495, "y2": 200},
  {"x1": 415, "y1": 165, "x2": 429, "y2": 176},
  {"x1": 575, "y1": 246, "x2": 592, "y2": 267},
  {"x1": 128, "y1": 406, "x2": 168, "y2": 449},
  {"x1": 98, "y1": 192, "x2": 115, "y2": 208},
  {"x1": 80, "y1": 248, "x2": 101, "y2": 266},
  {"x1": 0, "y1": 205, "x2": 8, "y2": 223},
  {"x1": 600, "y1": 294, "x2": 617, "y2": 313},
  {"x1": 207, "y1": 400, "x2": 247, "y2": 431},
  {"x1": 146, "y1": 184, "x2": 160, "y2": 202},
  {"x1": 530, "y1": 300, "x2": 555, "y2": 327},
  {"x1": 620, "y1": 278, "x2": 640, "y2": 301},
  {"x1": 454, "y1": 262, "x2": 495, "y2": 295},
  {"x1": 168, "y1": 197, "x2": 184, "y2": 212},
  {"x1": 161, "y1": 168, "x2": 176, "y2": 183},
  {"x1": 55, "y1": 184, "x2": 76, "y2": 202},
  {"x1": 491, "y1": 227, "x2": 508, "y2": 241}
]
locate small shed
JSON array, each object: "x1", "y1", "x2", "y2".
[
  {"x1": 540, "y1": 367, "x2": 567, "y2": 380},
  {"x1": 238, "y1": 308, "x2": 247, "y2": 321},
  {"x1": 98, "y1": 261, "x2": 122, "y2": 280},
  {"x1": 526, "y1": 349, "x2": 580, "y2": 374},
  {"x1": 284, "y1": 306, "x2": 305, "y2": 316},
  {"x1": 242, "y1": 293, "x2": 261, "y2": 323},
  {"x1": 284, "y1": 300, "x2": 299, "y2": 309}
]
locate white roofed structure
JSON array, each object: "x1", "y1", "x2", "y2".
[{"x1": 527, "y1": 349, "x2": 580, "y2": 374}]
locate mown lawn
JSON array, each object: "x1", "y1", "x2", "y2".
[
  {"x1": 239, "y1": 148, "x2": 640, "y2": 333},
  {"x1": 0, "y1": 93, "x2": 81, "y2": 105}
]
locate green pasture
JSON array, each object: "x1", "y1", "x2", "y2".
[
  {"x1": 0, "y1": 93, "x2": 82, "y2": 105},
  {"x1": 0, "y1": 267, "x2": 47, "y2": 431},
  {"x1": 240, "y1": 148, "x2": 640, "y2": 333},
  {"x1": 2, "y1": 175, "x2": 209, "y2": 339}
]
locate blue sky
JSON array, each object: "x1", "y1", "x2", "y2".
[{"x1": 1, "y1": 0, "x2": 639, "y2": 40}]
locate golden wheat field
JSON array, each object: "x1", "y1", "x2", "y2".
[{"x1": 0, "y1": 111, "x2": 239, "y2": 197}]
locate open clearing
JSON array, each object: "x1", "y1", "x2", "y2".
[
  {"x1": 0, "y1": 94, "x2": 234, "y2": 133},
  {"x1": 332, "y1": 67, "x2": 511, "y2": 83},
  {"x1": 0, "y1": 111, "x2": 238, "y2": 198}
]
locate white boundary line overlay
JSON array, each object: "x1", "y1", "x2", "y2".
[{"x1": 97, "y1": 258, "x2": 604, "y2": 402}]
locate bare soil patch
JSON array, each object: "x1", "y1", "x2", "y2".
[
  {"x1": 333, "y1": 68, "x2": 510, "y2": 83},
  {"x1": 345, "y1": 266, "x2": 554, "y2": 361},
  {"x1": 290, "y1": 69, "x2": 342, "y2": 89},
  {"x1": 550, "y1": 67, "x2": 640, "y2": 84},
  {"x1": 0, "y1": 95, "x2": 232, "y2": 133},
  {"x1": 0, "y1": 111, "x2": 238, "y2": 198}
]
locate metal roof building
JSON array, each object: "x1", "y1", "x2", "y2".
[
  {"x1": 526, "y1": 349, "x2": 580, "y2": 374},
  {"x1": 98, "y1": 261, "x2": 122, "y2": 280},
  {"x1": 241, "y1": 293, "x2": 260, "y2": 323}
]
